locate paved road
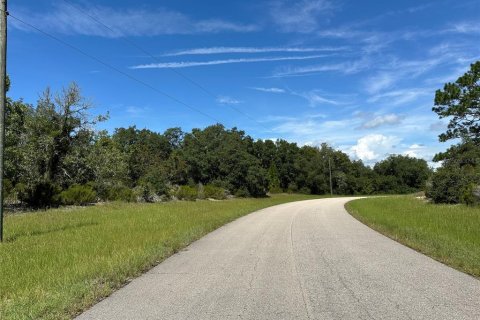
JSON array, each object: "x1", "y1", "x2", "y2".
[{"x1": 77, "y1": 198, "x2": 480, "y2": 320}]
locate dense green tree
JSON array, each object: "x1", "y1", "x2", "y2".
[
  {"x1": 426, "y1": 165, "x2": 480, "y2": 204},
  {"x1": 274, "y1": 140, "x2": 299, "y2": 190},
  {"x1": 112, "y1": 126, "x2": 171, "y2": 185},
  {"x1": 10, "y1": 83, "x2": 105, "y2": 206},
  {"x1": 5, "y1": 99, "x2": 32, "y2": 186},
  {"x1": 267, "y1": 163, "x2": 281, "y2": 192},
  {"x1": 427, "y1": 140, "x2": 480, "y2": 204},
  {"x1": 433, "y1": 61, "x2": 480, "y2": 143},
  {"x1": 164, "y1": 127, "x2": 184, "y2": 150},
  {"x1": 429, "y1": 61, "x2": 480, "y2": 204},
  {"x1": 181, "y1": 124, "x2": 268, "y2": 196},
  {"x1": 374, "y1": 155, "x2": 431, "y2": 193},
  {"x1": 87, "y1": 131, "x2": 129, "y2": 199}
]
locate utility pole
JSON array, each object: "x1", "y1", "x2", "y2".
[
  {"x1": 328, "y1": 157, "x2": 333, "y2": 196},
  {"x1": 0, "y1": 0, "x2": 7, "y2": 242}
]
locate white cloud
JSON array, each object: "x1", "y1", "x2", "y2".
[
  {"x1": 403, "y1": 144, "x2": 424, "y2": 158},
  {"x1": 365, "y1": 73, "x2": 394, "y2": 94},
  {"x1": 216, "y1": 96, "x2": 242, "y2": 105},
  {"x1": 264, "y1": 112, "x2": 444, "y2": 166},
  {"x1": 449, "y1": 22, "x2": 480, "y2": 34},
  {"x1": 164, "y1": 46, "x2": 347, "y2": 56},
  {"x1": 131, "y1": 55, "x2": 328, "y2": 69},
  {"x1": 194, "y1": 20, "x2": 258, "y2": 33},
  {"x1": 367, "y1": 88, "x2": 433, "y2": 105},
  {"x1": 402, "y1": 143, "x2": 443, "y2": 168},
  {"x1": 270, "y1": 0, "x2": 335, "y2": 33},
  {"x1": 272, "y1": 58, "x2": 370, "y2": 77},
  {"x1": 250, "y1": 87, "x2": 286, "y2": 93},
  {"x1": 359, "y1": 114, "x2": 405, "y2": 129},
  {"x1": 268, "y1": 114, "x2": 361, "y2": 146},
  {"x1": 123, "y1": 105, "x2": 151, "y2": 118},
  {"x1": 349, "y1": 134, "x2": 401, "y2": 164},
  {"x1": 11, "y1": 3, "x2": 258, "y2": 37},
  {"x1": 291, "y1": 90, "x2": 341, "y2": 106}
]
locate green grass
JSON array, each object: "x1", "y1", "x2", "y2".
[
  {"x1": 346, "y1": 196, "x2": 480, "y2": 278},
  {"x1": 0, "y1": 194, "x2": 323, "y2": 320}
]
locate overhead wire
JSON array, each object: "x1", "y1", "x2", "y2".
[
  {"x1": 5, "y1": 10, "x2": 224, "y2": 125},
  {"x1": 60, "y1": 0, "x2": 272, "y2": 132}
]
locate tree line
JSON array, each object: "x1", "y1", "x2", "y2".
[{"x1": 3, "y1": 78, "x2": 433, "y2": 207}]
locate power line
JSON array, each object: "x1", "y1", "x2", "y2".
[
  {"x1": 5, "y1": 11, "x2": 224, "y2": 125},
  {"x1": 60, "y1": 0, "x2": 271, "y2": 132}
]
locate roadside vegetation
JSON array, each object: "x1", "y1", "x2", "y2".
[
  {"x1": 0, "y1": 194, "x2": 323, "y2": 319},
  {"x1": 346, "y1": 196, "x2": 480, "y2": 278},
  {"x1": 4, "y1": 76, "x2": 431, "y2": 209}
]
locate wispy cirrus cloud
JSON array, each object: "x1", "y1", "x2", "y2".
[
  {"x1": 251, "y1": 87, "x2": 348, "y2": 106},
  {"x1": 250, "y1": 87, "x2": 286, "y2": 93},
  {"x1": 131, "y1": 54, "x2": 328, "y2": 69},
  {"x1": 10, "y1": 3, "x2": 258, "y2": 37},
  {"x1": 270, "y1": 0, "x2": 336, "y2": 33},
  {"x1": 163, "y1": 46, "x2": 348, "y2": 56},
  {"x1": 364, "y1": 73, "x2": 395, "y2": 94},
  {"x1": 448, "y1": 21, "x2": 480, "y2": 34},
  {"x1": 363, "y1": 42, "x2": 480, "y2": 96},
  {"x1": 126, "y1": 105, "x2": 151, "y2": 117},
  {"x1": 367, "y1": 88, "x2": 433, "y2": 105},
  {"x1": 216, "y1": 96, "x2": 242, "y2": 105},
  {"x1": 290, "y1": 90, "x2": 341, "y2": 106},
  {"x1": 271, "y1": 58, "x2": 370, "y2": 77}
]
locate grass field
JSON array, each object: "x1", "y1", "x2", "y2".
[
  {"x1": 346, "y1": 196, "x2": 480, "y2": 278},
  {"x1": 0, "y1": 194, "x2": 322, "y2": 320}
]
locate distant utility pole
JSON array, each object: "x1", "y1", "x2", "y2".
[
  {"x1": 328, "y1": 157, "x2": 333, "y2": 196},
  {"x1": 0, "y1": 0, "x2": 7, "y2": 242}
]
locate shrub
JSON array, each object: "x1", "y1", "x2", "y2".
[
  {"x1": 460, "y1": 183, "x2": 480, "y2": 205},
  {"x1": 176, "y1": 185, "x2": 197, "y2": 201},
  {"x1": 287, "y1": 182, "x2": 298, "y2": 194},
  {"x1": 138, "y1": 171, "x2": 169, "y2": 196},
  {"x1": 204, "y1": 185, "x2": 227, "y2": 200},
  {"x1": 134, "y1": 181, "x2": 164, "y2": 203},
  {"x1": 234, "y1": 187, "x2": 250, "y2": 198},
  {"x1": 60, "y1": 184, "x2": 97, "y2": 205},
  {"x1": 19, "y1": 181, "x2": 62, "y2": 208},
  {"x1": 269, "y1": 186, "x2": 283, "y2": 194},
  {"x1": 299, "y1": 187, "x2": 311, "y2": 194},
  {"x1": 426, "y1": 166, "x2": 479, "y2": 204},
  {"x1": 105, "y1": 185, "x2": 136, "y2": 202}
]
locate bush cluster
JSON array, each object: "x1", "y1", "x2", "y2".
[
  {"x1": 174, "y1": 184, "x2": 228, "y2": 201},
  {"x1": 426, "y1": 163, "x2": 480, "y2": 205},
  {"x1": 60, "y1": 184, "x2": 97, "y2": 205}
]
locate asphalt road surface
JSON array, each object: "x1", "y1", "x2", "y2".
[{"x1": 77, "y1": 198, "x2": 480, "y2": 320}]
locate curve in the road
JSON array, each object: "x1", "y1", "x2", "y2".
[{"x1": 77, "y1": 198, "x2": 480, "y2": 320}]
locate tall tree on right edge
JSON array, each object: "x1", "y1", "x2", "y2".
[{"x1": 433, "y1": 60, "x2": 480, "y2": 143}]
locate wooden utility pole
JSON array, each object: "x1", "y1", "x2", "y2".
[
  {"x1": 328, "y1": 157, "x2": 333, "y2": 196},
  {"x1": 0, "y1": 0, "x2": 7, "y2": 242}
]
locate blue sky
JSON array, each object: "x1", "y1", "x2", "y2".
[{"x1": 7, "y1": 0, "x2": 480, "y2": 165}]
